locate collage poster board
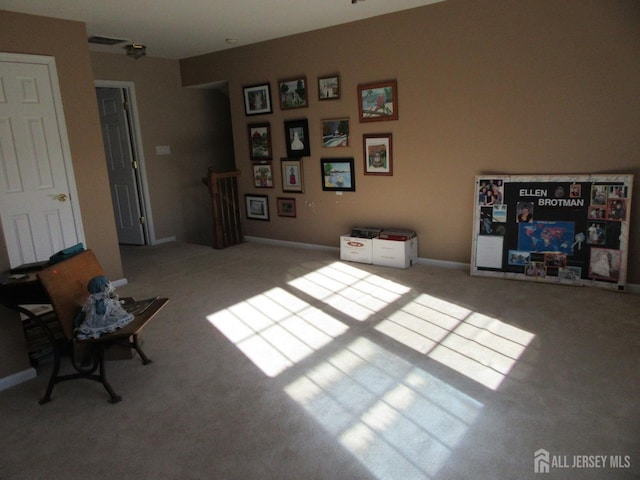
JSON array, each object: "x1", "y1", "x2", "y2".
[{"x1": 471, "y1": 174, "x2": 633, "y2": 291}]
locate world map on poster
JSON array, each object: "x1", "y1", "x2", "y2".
[{"x1": 518, "y1": 221, "x2": 575, "y2": 255}]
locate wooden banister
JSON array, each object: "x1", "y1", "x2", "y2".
[{"x1": 206, "y1": 169, "x2": 242, "y2": 249}]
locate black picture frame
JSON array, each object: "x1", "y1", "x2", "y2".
[
  {"x1": 284, "y1": 119, "x2": 310, "y2": 157},
  {"x1": 248, "y1": 123, "x2": 272, "y2": 161},
  {"x1": 245, "y1": 194, "x2": 270, "y2": 221},
  {"x1": 321, "y1": 158, "x2": 355, "y2": 192},
  {"x1": 243, "y1": 83, "x2": 272, "y2": 116}
]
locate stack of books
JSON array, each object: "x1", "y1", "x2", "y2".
[{"x1": 378, "y1": 229, "x2": 416, "y2": 241}]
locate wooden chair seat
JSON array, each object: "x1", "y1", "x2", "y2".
[{"x1": 36, "y1": 250, "x2": 168, "y2": 404}]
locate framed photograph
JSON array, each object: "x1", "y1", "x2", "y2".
[
  {"x1": 279, "y1": 76, "x2": 308, "y2": 109},
  {"x1": 252, "y1": 164, "x2": 274, "y2": 188},
  {"x1": 277, "y1": 197, "x2": 297, "y2": 218},
  {"x1": 248, "y1": 123, "x2": 272, "y2": 161},
  {"x1": 318, "y1": 74, "x2": 340, "y2": 100},
  {"x1": 281, "y1": 158, "x2": 304, "y2": 193},
  {"x1": 243, "y1": 83, "x2": 272, "y2": 116},
  {"x1": 245, "y1": 194, "x2": 269, "y2": 221},
  {"x1": 606, "y1": 198, "x2": 627, "y2": 221},
  {"x1": 284, "y1": 119, "x2": 310, "y2": 157},
  {"x1": 321, "y1": 158, "x2": 355, "y2": 192},
  {"x1": 357, "y1": 79, "x2": 398, "y2": 122},
  {"x1": 363, "y1": 133, "x2": 393, "y2": 175},
  {"x1": 322, "y1": 118, "x2": 349, "y2": 148}
]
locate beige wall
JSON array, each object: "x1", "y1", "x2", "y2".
[
  {"x1": 0, "y1": 11, "x2": 125, "y2": 378},
  {"x1": 91, "y1": 53, "x2": 235, "y2": 245},
  {"x1": 180, "y1": 0, "x2": 640, "y2": 283},
  {"x1": 0, "y1": 11, "x2": 123, "y2": 279}
]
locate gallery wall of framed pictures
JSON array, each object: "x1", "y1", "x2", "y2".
[{"x1": 242, "y1": 75, "x2": 399, "y2": 222}]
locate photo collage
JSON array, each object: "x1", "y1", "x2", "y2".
[{"x1": 473, "y1": 175, "x2": 632, "y2": 289}]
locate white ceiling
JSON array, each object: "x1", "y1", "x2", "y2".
[{"x1": 1, "y1": 0, "x2": 445, "y2": 60}]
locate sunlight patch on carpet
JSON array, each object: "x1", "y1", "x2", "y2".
[
  {"x1": 207, "y1": 287, "x2": 348, "y2": 376},
  {"x1": 285, "y1": 337, "x2": 483, "y2": 480},
  {"x1": 375, "y1": 293, "x2": 535, "y2": 390},
  {"x1": 287, "y1": 261, "x2": 410, "y2": 321}
]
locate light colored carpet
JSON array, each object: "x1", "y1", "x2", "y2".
[{"x1": 1, "y1": 241, "x2": 639, "y2": 479}]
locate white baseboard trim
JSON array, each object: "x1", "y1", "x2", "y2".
[
  {"x1": 417, "y1": 257, "x2": 469, "y2": 270},
  {"x1": 0, "y1": 368, "x2": 36, "y2": 392},
  {"x1": 245, "y1": 235, "x2": 469, "y2": 269},
  {"x1": 153, "y1": 236, "x2": 177, "y2": 245},
  {"x1": 245, "y1": 235, "x2": 471, "y2": 270},
  {"x1": 244, "y1": 235, "x2": 640, "y2": 292},
  {"x1": 244, "y1": 235, "x2": 338, "y2": 252}
]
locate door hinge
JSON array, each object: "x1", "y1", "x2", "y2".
[
  {"x1": 139, "y1": 216, "x2": 146, "y2": 225},
  {"x1": 132, "y1": 160, "x2": 138, "y2": 169},
  {"x1": 123, "y1": 101, "x2": 128, "y2": 111}
]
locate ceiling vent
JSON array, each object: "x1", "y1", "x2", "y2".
[{"x1": 88, "y1": 35, "x2": 126, "y2": 46}]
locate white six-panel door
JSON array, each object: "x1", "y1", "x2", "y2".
[{"x1": 0, "y1": 54, "x2": 84, "y2": 267}]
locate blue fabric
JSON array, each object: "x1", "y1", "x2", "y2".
[{"x1": 49, "y1": 243, "x2": 85, "y2": 265}]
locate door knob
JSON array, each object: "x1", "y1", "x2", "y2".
[{"x1": 54, "y1": 193, "x2": 68, "y2": 202}]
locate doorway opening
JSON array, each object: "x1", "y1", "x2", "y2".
[{"x1": 95, "y1": 81, "x2": 153, "y2": 245}]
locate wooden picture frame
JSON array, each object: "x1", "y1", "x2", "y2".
[
  {"x1": 248, "y1": 123, "x2": 272, "y2": 161},
  {"x1": 322, "y1": 118, "x2": 349, "y2": 148},
  {"x1": 245, "y1": 194, "x2": 269, "y2": 221},
  {"x1": 357, "y1": 79, "x2": 398, "y2": 122},
  {"x1": 321, "y1": 158, "x2": 355, "y2": 192},
  {"x1": 252, "y1": 164, "x2": 274, "y2": 188},
  {"x1": 281, "y1": 158, "x2": 304, "y2": 193},
  {"x1": 279, "y1": 76, "x2": 308, "y2": 109},
  {"x1": 318, "y1": 74, "x2": 340, "y2": 100},
  {"x1": 363, "y1": 133, "x2": 393, "y2": 175},
  {"x1": 277, "y1": 197, "x2": 297, "y2": 217},
  {"x1": 284, "y1": 119, "x2": 310, "y2": 157},
  {"x1": 243, "y1": 83, "x2": 272, "y2": 116}
]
